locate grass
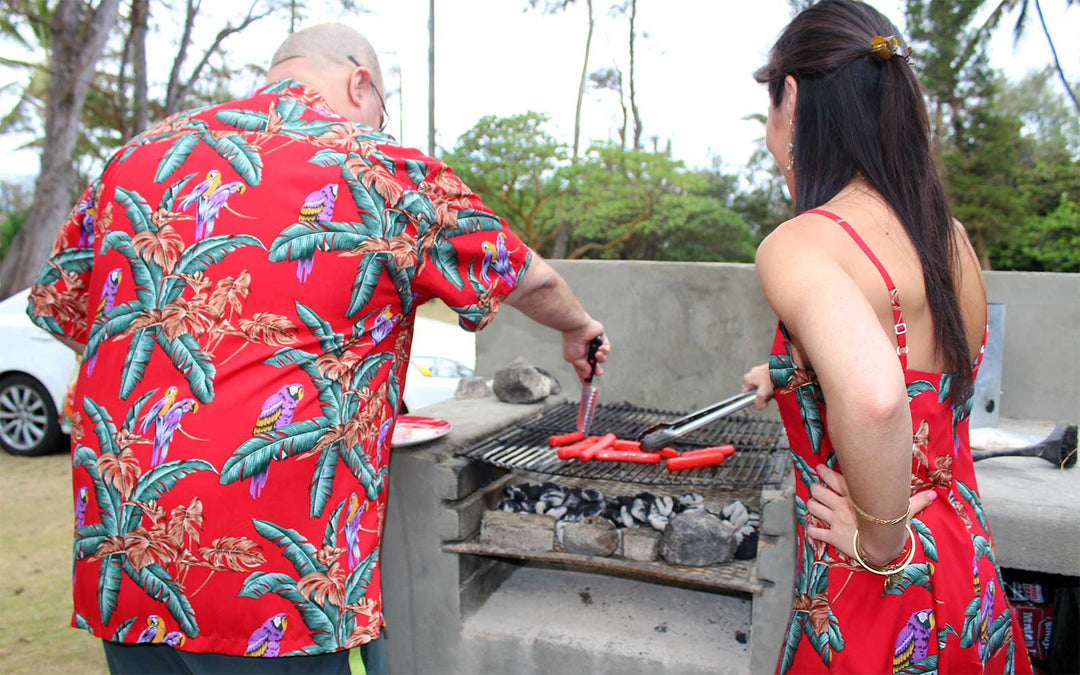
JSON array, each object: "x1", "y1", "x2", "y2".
[
  {"x1": 0, "y1": 451, "x2": 105, "y2": 675},
  {"x1": 0, "y1": 299, "x2": 458, "y2": 674}
]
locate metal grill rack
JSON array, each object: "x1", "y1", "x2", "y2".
[{"x1": 457, "y1": 401, "x2": 788, "y2": 487}]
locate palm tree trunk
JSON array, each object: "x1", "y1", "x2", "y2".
[
  {"x1": 0, "y1": 0, "x2": 120, "y2": 299},
  {"x1": 572, "y1": 0, "x2": 594, "y2": 159}
]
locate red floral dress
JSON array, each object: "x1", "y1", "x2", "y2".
[
  {"x1": 769, "y1": 209, "x2": 1032, "y2": 674},
  {"x1": 27, "y1": 80, "x2": 529, "y2": 657}
]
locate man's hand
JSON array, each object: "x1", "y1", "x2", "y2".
[{"x1": 562, "y1": 320, "x2": 610, "y2": 384}]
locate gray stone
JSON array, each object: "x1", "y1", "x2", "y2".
[
  {"x1": 561, "y1": 517, "x2": 618, "y2": 556},
  {"x1": 479, "y1": 510, "x2": 555, "y2": 553},
  {"x1": 493, "y1": 357, "x2": 561, "y2": 404},
  {"x1": 455, "y1": 376, "x2": 493, "y2": 400},
  {"x1": 621, "y1": 527, "x2": 661, "y2": 562},
  {"x1": 659, "y1": 510, "x2": 737, "y2": 567}
]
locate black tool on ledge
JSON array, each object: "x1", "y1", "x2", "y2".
[{"x1": 971, "y1": 423, "x2": 1077, "y2": 468}]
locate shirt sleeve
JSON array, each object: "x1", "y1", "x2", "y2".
[
  {"x1": 411, "y1": 160, "x2": 532, "y2": 332},
  {"x1": 25, "y1": 182, "x2": 99, "y2": 343}
]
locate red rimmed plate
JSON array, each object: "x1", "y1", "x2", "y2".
[{"x1": 392, "y1": 415, "x2": 452, "y2": 448}]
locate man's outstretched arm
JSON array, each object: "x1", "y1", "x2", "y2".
[{"x1": 503, "y1": 254, "x2": 610, "y2": 384}]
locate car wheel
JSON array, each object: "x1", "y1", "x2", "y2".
[{"x1": 0, "y1": 373, "x2": 65, "y2": 457}]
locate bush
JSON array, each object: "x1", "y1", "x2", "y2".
[{"x1": 0, "y1": 207, "x2": 28, "y2": 262}]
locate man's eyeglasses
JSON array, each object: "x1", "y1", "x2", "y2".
[{"x1": 347, "y1": 54, "x2": 389, "y2": 133}]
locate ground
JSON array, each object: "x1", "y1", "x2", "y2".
[{"x1": 0, "y1": 301, "x2": 457, "y2": 674}]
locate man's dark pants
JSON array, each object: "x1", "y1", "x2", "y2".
[{"x1": 102, "y1": 635, "x2": 388, "y2": 674}]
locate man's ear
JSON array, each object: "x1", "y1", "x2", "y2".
[{"x1": 346, "y1": 66, "x2": 369, "y2": 108}]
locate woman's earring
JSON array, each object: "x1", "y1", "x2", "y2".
[{"x1": 785, "y1": 119, "x2": 794, "y2": 174}]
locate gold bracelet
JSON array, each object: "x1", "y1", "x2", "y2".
[
  {"x1": 851, "y1": 499, "x2": 908, "y2": 526},
  {"x1": 852, "y1": 524, "x2": 916, "y2": 575}
]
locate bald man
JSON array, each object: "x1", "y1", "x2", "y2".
[{"x1": 28, "y1": 22, "x2": 609, "y2": 675}]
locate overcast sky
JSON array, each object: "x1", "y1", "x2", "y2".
[{"x1": 1, "y1": 0, "x2": 1077, "y2": 180}]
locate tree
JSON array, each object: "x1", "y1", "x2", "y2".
[
  {"x1": 443, "y1": 112, "x2": 567, "y2": 253},
  {"x1": 0, "y1": 0, "x2": 120, "y2": 297}
]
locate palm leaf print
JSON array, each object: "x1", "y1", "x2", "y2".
[
  {"x1": 115, "y1": 186, "x2": 155, "y2": 233},
  {"x1": 309, "y1": 448, "x2": 341, "y2": 517},
  {"x1": 906, "y1": 380, "x2": 937, "y2": 402},
  {"x1": 347, "y1": 253, "x2": 387, "y2": 318},
  {"x1": 442, "y1": 209, "x2": 505, "y2": 239},
  {"x1": 911, "y1": 518, "x2": 938, "y2": 562},
  {"x1": 124, "y1": 560, "x2": 198, "y2": 636},
  {"x1": 251, "y1": 519, "x2": 322, "y2": 576},
  {"x1": 323, "y1": 500, "x2": 348, "y2": 550},
  {"x1": 778, "y1": 616, "x2": 804, "y2": 675},
  {"x1": 155, "y1": 134, "x2": 201, "y2": 183},
  {"x1": 73, "y1": 397, "x2": 213, "y2": 632},
  {"x1": 85, "y1": 301, "x2": 142, "y2": 364},
  {"x1": 895, "y1": 655, "x2": 938, "y2": 674},
  {"x1": 884, "y1": 563, "x2": 934, "y2": 595},
  {"x1": 404, "y1": 158, "x2": 428, "y2": 186},
  {"x1": 958, "y1": 482, "x2": 990, "y2": 533},
  {"x1": 344, "y1": 548, "x2": 378, "y2": 608},
  {"x1": 154, "y1": 332, "x2": 216, "y2": 404},
  {"x1": 111, "y1": 617, "x2": 138, "y2": 641},
  {"x1": 983, "y1": 611, "x2": 1013, "y2": 664},
  {"x1": 100, "y1": 231, "x2": 159, "y2": 303},
  {"x1": 202, "y1": 133, "x2": 262, "y2": 186},
  {"x1": 120, "y1": 329, "x2": 159, "y2": 400},
  {"x1": 296, "y1": 302, "x2": 345, "y2": 352},
  {"x1": 959, "y1": 595, "x2": 982, "y2": 647},
  {"x1": 239, "y1": 572, "x2": 337, "y2": 651},
  {"x1": 37, "y1": 248, "x2": 95, "y2": 284},
  {"x1": 219, "y1": 418, "x2": 328, "y2": 486}
]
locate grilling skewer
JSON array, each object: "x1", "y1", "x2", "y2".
[{"x1": 637, "y1": 392, "x2": 757, "y2": 451}]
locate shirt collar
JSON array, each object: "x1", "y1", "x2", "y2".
[{"x1": 255, "y1": 78, "x2": 341, "y2": 117}]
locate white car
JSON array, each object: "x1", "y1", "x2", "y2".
[
  {"x1": 403, "y1": 316, "x2": 476, "y2": 412},
  {"x1": 0, "y1": 292, "x2": 472, "y2": 454},
  {"x1": 0, "y1": 289, "x2": 77, "y2": 456}
]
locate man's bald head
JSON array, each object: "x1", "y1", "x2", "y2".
[{"x1": 267, "y1": 23, "x2": 386, "y2": 129}]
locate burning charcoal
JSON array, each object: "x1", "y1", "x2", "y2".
[
  {"x1": 659, "y1": 510, "x2": 738, "y2": 566},
  {"x1": 505, "y1": 484, "x2": 527, "y2": 502},
  {"x1": 561, "y1": 516, "x2": 618, "y2": 556},
  {"x1": 734, "y1": 530, "x2": 759, "y2": 560},
  {"x1": 621, "y1": 527, "x2": 661, "y2": 562},
  {"x1": 630, "y1": 498, "x2": 651, "y2": 524},
  {"x1": 546, "y1": 504, "x2": 569, "y2": 520},
  {"x1": 678, "y1": 493, "x2": 704, "y2": 511},
  {"x1": 534, "y1": 501, "x2": 548, "y2": 515},
  {"x1": 581, "y1": 501, "x2": 604, "y2": 519},
  {"x1": 654, "y1": 496, "x2": 675, "y2": 518},
  {"x1": 647, "y1": 500, "x2": 671, "y2": 531},
  {"x1": 497, "y1": 497, "x2": 517, "y2": 512},
  {"x1": 523, "y1": 484, "x2": 544, "y2": 501},
  {"x1": 539, "y1": 486, "x2": 567, "y2": 508},
  {"x1": 581, "y1": 488, "x2": 604, "y2": 503},
  {"x1": 618, "y1": 505, "x2": 636, "y2": 529},
  {"x1": 721, "y1": 501, "x2": 750, "y2": 530},
  {"x1": 493, "y1": 357, "x2": 561, "y2": 404}
]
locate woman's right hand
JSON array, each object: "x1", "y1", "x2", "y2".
[{"x1": 742, "y1": 363, "x2": 774, "y2": 410}]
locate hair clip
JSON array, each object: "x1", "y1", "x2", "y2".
[{"x1": 871, "y1": 35, "x2": 912, "y2": 62}]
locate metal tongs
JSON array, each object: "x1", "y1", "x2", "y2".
[{"x1": 637, "y1": 391, "x2": 757, "y2": 451}]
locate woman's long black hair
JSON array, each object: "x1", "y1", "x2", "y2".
[{"x1": 755, "y1": 0, "x2": 974, "y2": 403}]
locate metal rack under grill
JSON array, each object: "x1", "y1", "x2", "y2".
[{"x1": 457, "y1": 401, "x2": 788, "y2": 487}]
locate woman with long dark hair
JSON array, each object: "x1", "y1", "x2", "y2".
[{"x1": 741, "y1": 2, "x2": 1032, "y2": 672}]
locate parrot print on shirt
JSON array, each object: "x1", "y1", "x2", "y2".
[
  {"x1": 136, "y1": 616, "x2": 166, "y2": 644},
  {"x1": 245, "y1": 613, "x2": 287, "y2": 657},
  {"x1": 480, "y1": 232, "x2": 518, "y2": 289},
  {"x1": 178, "y1": 169, "x2": 247, "y2": 240},
  {"x1": 249, "y1": 384, "x2": 305, "y2": 498},
  {"x1": 85, "y1": 268, "x2": 123, "y2": 375},
  {"x1": 892, "y1": 609, "x2": 935, "y2": 673},
  {"x1": 295, "y1": 183, "x2": 338, "y2": 283},
  {"x1": 138, "y1": 386, "x2": 199, "y2": 466}
]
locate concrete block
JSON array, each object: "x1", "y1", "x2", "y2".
[
  {"x1": 459, "y1": 556, "x2": 516, "y2": 621},
  {"x1": 479, "y1": 510, "x2": 555, "y2": 552},
  {"x1": 561, "y1": 517, "x2": 618, "y2": 556},
  {"x1": 621, "y1": 527, "x2": 661, "y2": 562},
  {"x1": 660, "y1": 510, "x2": 737, "y2": 567}
]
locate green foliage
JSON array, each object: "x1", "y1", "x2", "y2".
[
  {"x1": 991, "y1": 194, "x2": 1080, "y2": 271},
  {"x1": 0, "y1": 206, "x2": 27, "y2": 262}
]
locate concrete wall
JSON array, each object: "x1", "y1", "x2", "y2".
[
  {"x1": 984, "y1": 271, "x2": 1080, "y2": 421},
  {"x1": 477, "y1": 261, "x2": 1080, "y2": 422}
]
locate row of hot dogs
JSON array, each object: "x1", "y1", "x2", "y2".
[{"x1": 547, "y1": 432, "x2": 737, "y2": 471}]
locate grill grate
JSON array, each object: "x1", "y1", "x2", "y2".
[{"x1": 457, "y1": 401, "x2": 788, "y2": 487}]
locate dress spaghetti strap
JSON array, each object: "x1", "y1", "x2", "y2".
[{"x1": 805, "y1": 208, "x2": 909, "y2": 370}]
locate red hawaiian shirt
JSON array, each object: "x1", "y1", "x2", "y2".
[{"x1": 26, "y1": 79, "x2": 530, "y2": 657}]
